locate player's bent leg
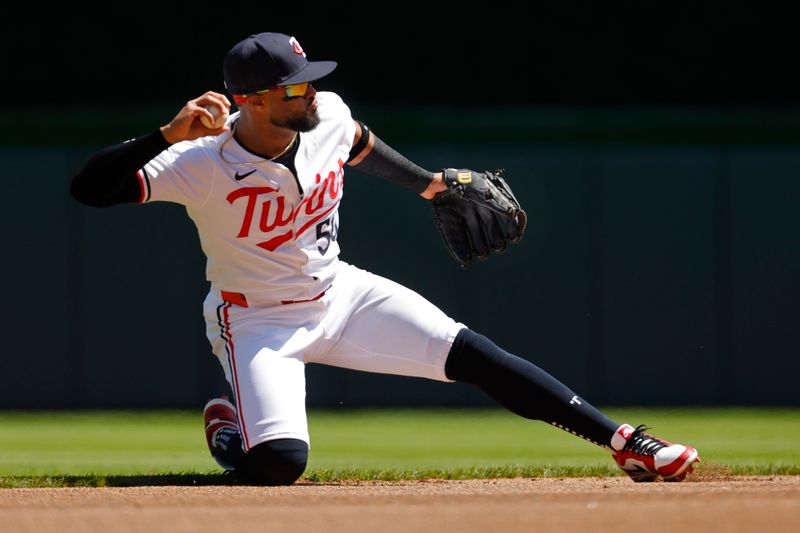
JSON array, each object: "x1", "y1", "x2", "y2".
[
  {"x1": 444, "y1": 328, "x2": 700, "y2": 481},
  {"x1": 203, "y1": 293, "x2": 318, "y2": 484},
  {"x1": 239, "y1": 438, "x2": 309, "y2": 486},
  {"x1": 204, "y1": 400, "x2": 308, "y2": 485}
]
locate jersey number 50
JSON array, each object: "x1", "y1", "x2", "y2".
[{"x1": 316, "y1": 213, "x2": 339, "y2": 255}]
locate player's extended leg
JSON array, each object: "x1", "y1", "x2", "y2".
[
  {"x1": 444, "y1": 329, "x2": 700, "y2": 482},
  {"x1": 315, "y1": 262, "x2": 698, "y2": 482}
]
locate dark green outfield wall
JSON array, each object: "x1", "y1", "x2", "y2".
[
  {"x1": 3, "y1": 8, "x2": 798, "y2": 409},
  {"x1": 1, "y1": 128, "x2": 797, "y2": 409}
]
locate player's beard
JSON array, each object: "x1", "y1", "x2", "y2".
[{"x1": 273, "y1": 108, "x2": 321, "y2": 132}]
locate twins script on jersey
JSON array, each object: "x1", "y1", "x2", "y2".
[{"x1": 136, "y1": 92, "x2": 356, "y2": 305}]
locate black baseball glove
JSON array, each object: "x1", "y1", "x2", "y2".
[{"x1": 431, "y1": 168, "x2": 527, "y2": 268}]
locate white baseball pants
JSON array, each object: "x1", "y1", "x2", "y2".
[{"x1": 203, "y1": 261, "x2": 466, "y2": 450}]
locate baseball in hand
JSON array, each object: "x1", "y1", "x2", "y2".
[{"x1": 200, "y1": 105, "x2": 228, "y2": 129}]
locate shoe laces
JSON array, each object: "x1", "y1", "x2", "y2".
[{"x1": 622, "y1": 425, "x2": 668, "y2": 457}]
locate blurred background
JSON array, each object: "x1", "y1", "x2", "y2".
[{"x1": 1, "y1": 4, "x2": 797, "y2": 409}]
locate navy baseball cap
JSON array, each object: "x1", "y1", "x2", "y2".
[{"x1": 223, "y1": 32, "x2": 337, "y2": 95}]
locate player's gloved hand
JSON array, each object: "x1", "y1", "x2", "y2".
[{"x1": 430, "y1": 168, "x2": 527, "y2": 268}]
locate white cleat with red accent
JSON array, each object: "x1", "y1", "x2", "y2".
[
  {"x1": 611, "y1": 424, "x2": 700, "y2": 482},
  {"x1": 203, "y1": 396, "x2": 239, "y2": 471}
]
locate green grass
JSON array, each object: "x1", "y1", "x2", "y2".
[{"x1": 0, "y1": 408, "x2": 797, "y2": 487}]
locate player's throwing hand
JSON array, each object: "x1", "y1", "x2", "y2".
[{"x1": 160, "y1": 91, "x2": 232, "y2": 144}]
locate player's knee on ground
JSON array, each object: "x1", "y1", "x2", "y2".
[{"x1": 240, "y1": 438, "x2": 308, "y2": 486}]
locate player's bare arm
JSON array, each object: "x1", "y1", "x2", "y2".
[
  {"x1": 347, "y1": 120, "x2": 446, "y2": 198},
  {"x1": 419, "y1": 174, "x2": 447, "y2": 199}
]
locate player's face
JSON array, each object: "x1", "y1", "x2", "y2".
[{"x1": 267, "y1": 83, "x2": 320, "y2": 132}]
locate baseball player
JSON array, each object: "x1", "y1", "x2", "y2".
[{"x1": 71, "y1": 32, "x2": 700, "y2": 485}]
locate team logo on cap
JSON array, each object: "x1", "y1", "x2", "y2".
[{"x1": 289, "y1": 36, "x2": 306, "y2": 57}]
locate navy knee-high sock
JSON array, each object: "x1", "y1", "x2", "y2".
[{"x1": 444, "y1": 328, "x2": 619, "y2": 448}]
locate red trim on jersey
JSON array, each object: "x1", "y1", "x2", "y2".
[
  {"x1": 222, "y1": 302, "x2": 251, "y2": 450},
  {"x1": 281, "y1": 290, "x2": 326, "y2": 305},
  {"x1": 256, "y1": 230, "x2": 293, "y2": 252},
  {"x1": 221, "y1": 291, "x2": 249, "y2": 307},
  {"x1": 295, "y1": 200, "x2": 340, "y2": 238},
  {"x1": 136, "y1": 170, "x2": 146, "y2": 203}
]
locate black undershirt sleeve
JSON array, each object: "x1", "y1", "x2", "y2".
[
  {"x1": 347, "y1": 120, "x2": 434, "y2": 195},
  {"x1": 70, "y1": 129, "x2": 171, "y2": 207}
]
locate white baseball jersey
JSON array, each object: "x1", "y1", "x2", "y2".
[
  {"x1": 135, "y1": 90, "x2": 465, "y2": 450},
  {"x1": 138, "y1": 91, "x2": 355, "y2": 305}
]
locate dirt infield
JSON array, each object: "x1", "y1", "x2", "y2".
[{"x1": 1, "y1": 476, "x2": 798, "y2": 533}]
